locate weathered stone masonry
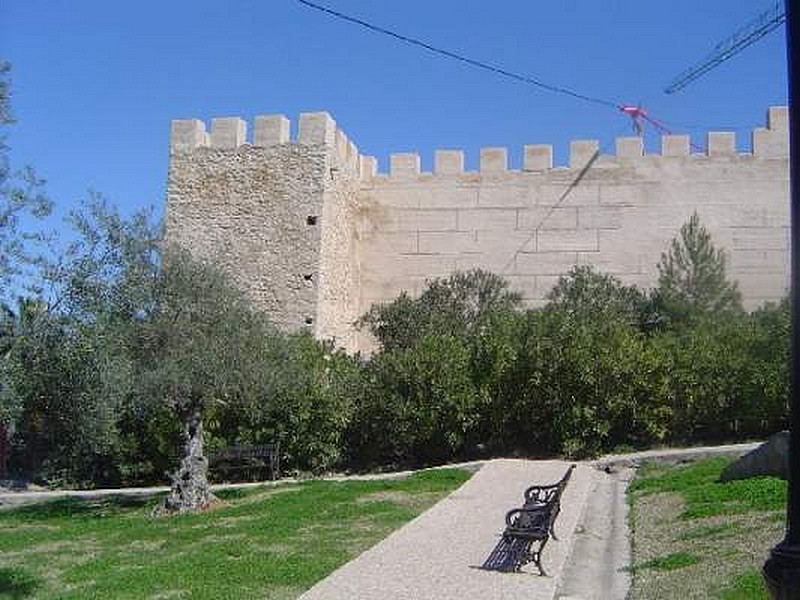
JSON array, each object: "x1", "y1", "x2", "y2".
[{"x1": 165, "y1": 107, "x2": 790, "y2": 353}]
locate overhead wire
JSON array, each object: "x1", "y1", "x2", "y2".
[{"x1": 294, "y1": 0, "x2": 620, "y2": 110}]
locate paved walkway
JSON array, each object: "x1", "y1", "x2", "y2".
[{"x1": 300, "y1": 459, "x2": 595, "y2": 600}]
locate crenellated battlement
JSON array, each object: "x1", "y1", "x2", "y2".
[
  {"x1": 166, "y1": 105, "x2": 790, "y2": 353},
  {"x1": 171, "y1": 106, "x2": 788, "y2": 184},
  {"x1": 170, "y1": 111, "x2": 363, "y2": 175},
  {"x1": 359, "y1": 105, "x2": 788, "y2": 180}
]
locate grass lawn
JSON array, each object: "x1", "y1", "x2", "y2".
[
  {"x1": 627, "y1": 457, "x2": 786, "y2": 600},
  {"x1": 0, "y1": 468, "x2": 471, "y2": 599}
]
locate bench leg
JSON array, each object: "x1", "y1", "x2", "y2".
[{"x1": 531, "y1": 537, "x2": 548, "y2": 576}]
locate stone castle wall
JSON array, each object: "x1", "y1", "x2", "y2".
[{"x1": 166, "y1": 107, "x2": 790, "y2": 352}]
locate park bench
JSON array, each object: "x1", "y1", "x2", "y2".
[
  {"x1": 208, "y1": 443, "x2": 280, "y2": 482},
  {"x1": 481, "y1": 465, "x2": 575, "y2": 576}
]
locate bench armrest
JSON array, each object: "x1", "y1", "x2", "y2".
[
  {"x1": 524, "y1": 484, "x2": 559, "y2": 505},
  {"x1": 505, "y1": 506, "x2": 550, "y2": 528}
]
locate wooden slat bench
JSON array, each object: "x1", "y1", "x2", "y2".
[
  {"x1": 208, "y1": 443, "x2": 281, "y2": 482},
  {"x1": 481, "y1": 465, "x2": 575, "y2": 576}
]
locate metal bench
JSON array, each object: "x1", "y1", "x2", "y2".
[
  {"x1": 481, "y1": 465, "x2": 575, "y2": 576},
  {"x1": 522, "y1": 464, "x2": 574, "y2": 540},
  {"x1": 208, "y1": 443, "x2": 280, "y2": 482}
]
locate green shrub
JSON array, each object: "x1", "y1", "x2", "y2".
[
  {"x1": 358, "y1": 269, "x2": 521, "y2": 351},
  {"x1": 212, "y1": 332, "x2": 361, "y2": 474},
  {"x1": 348, "y1": 334, "x2": 479, "y2": 468}
]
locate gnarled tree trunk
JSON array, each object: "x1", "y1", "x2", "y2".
[{"x1": 156, "y1": 407, "x2": 215, "y2": 515}]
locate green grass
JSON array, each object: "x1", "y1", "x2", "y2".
[
  {"x1": 628, "y1": 457, "x2": 786, "y2": 600},
  {"x1": 633, "y1": 551, "x2": 700, "y2": 572},
  {"x1": 0, "y1": 567, "x2": 43, "y2": 599},
  {"x1": 0, "y1": 468, "x2": 471, "y2": 599},
  {"x1": 629, "y1": 456, "x2": 786, "y2": 519},
  {"x1": 676, "y1": 522, "x2": 740, "y2": 541},
  {"x1": 718, "y1": 569, "x2": 770, "y2": 600}
]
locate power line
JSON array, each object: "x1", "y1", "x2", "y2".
[{"x1": 294, "y1": 0, "x2": 619, "y2": 109}]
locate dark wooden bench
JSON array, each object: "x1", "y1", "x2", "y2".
[
  {"x1": 208, "y1": 443, "x2": 280, "y2": 482},
  {"x1": 481, "y1": 465, "x2": 575, "y2": 576}
]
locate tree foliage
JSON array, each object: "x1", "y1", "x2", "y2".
[
  {"x1": 655, "y1": 212, "x2": 742, "y2": 326},
  {"x1": 0, "y1": 61, "x2": 52, "y2": 301},
  {"x1": 358, "y1": 269, "x2": 521, "y2": 351}
]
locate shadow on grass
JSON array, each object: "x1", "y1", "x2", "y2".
[
  {"x1": 0, "y1": 567, "x2": 42, "y2": 599},
  {"x1": 4, "y1": 494, "x2": 158, "y2": 520}
]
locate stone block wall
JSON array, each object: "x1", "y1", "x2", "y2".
[
  {"x1": 166, "y1": 107, "x2": 790, "y2": 353},
  {"x1": 165, "y1": 111, "x2": 362, "y2": 350}
]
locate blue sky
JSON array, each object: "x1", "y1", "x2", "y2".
[{"x1": 1, "y1": 1, "x2": 789, "y2": 226}]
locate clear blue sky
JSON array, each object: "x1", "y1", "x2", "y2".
[{"x1": 1, "y1": 1, "x2": 789, "y2": 225}]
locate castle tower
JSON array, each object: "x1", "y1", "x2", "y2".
[{"x1": 165, "y1": 112, "x2": 364, "y2": 351}]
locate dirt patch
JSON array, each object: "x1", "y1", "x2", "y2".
[
  {"x1": 356, "y1": 491, "x2": 414, "y2": 505},
  {"x1": 122, "y1": 539, "x2": 166, "y2": 553},
  {"x1": 216, "y1": 514, "x2": 259, "y2": 528},
  {"x1": 630, "y1": 492, "x2": 783, "y2": 599}
]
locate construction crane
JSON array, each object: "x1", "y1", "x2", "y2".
[{"x1": 665, "y1": 1, "x2": 786, "y2": 94}]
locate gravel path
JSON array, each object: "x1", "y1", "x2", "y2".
[{"x1": 299, "y1": 459, "x2": 594, "y2": 600}]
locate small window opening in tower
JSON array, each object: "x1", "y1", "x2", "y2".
[
  {"x1": 303, "y1": 273, "x2": 313, "y2": 282},
  {"x1": 306, "y1": 215, "x2": 318, "y2": 226},
  {"x1": 305, "y1": 316, "x2": 314, "y2": 326}
]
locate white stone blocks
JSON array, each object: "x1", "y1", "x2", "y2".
[
  {"x1": 753, "y1": 127, "x2": 789, "y2": 158},
  {"x1": 480, "y1": 147, "x2": 508, "y2": 173},
  {"x1": 539, "y1": 184, "x2": 600, "y2": 206},
  {"x1": 478, "y1": 186, "x2": 531, "y2": 208},
  {"x1": 458, "y1": 208, "x2": 518, "y2": 230},
  {"x1": 732, "y1": 227, "x2": 789, "y2": 251},
  {"x1": 730, "y1": 248, "x2": 789, "y2": 272},
  {"x1": 360, "y1": 156, "x2": 378, "y2": 181},
  {"x1": 662, "y1": 135, "x2": 689, "y2": 157},
  {"x1": 570, "y1": 140, "x2": 600, "y2": 168},
  {"x1": 335, "y1": 128, "x2": 349, "y2": 159},
  {"x1": 523, "y1": 145, "x2": 553, "y2": 171},
  {"x1": 211, "y1": 117, "x2": 246, "y2": 149},
  {"x1": 390, "y1": 153, "x2": 421, "y2": 178},
  {"x1": 707, "y1": 132, "x2": 736, "y2": 156},
  {"x1": 578, "y1": 205, "x2": 624, "y2": 230},
  {"x1": 517, "y1": 207, "x2": 578, "y2": 230},
  {"x1": 418, "y1": 231, "x2": 476, "y2": 254},
  {"x1": 298, "y1": 112, "x2": 336, "y2": 145},
  {"x1": 474, "y1": 230, "x2": 537, "y2": 254},
  {"x1": 423, "y1": 187, "x2": 479, "y2": 208},
  {"x1": 577, "y1": 248, "x2": 643, "y2": 274},
  {"x1": 379, "y1": 208, "x2": 458, "y2": 231},
  {"x1": 455, "y1": 253, "x2": 514, "y2": 274},
  {"x1": 171, "y1": 119, "x2": 208, "y2": 151},
  {"x1": 768, "y1": 106, "x2": 789, "y2": 131},
  {"x1": 537, "y1": 229, "x2": 599, "y2": 252},
  {"x1": 254, "y1": 115, "x2": 290, "y2": 146},
  {"x1": 360, "y1": 231, "x2": 418, "y2": 254},
  {"x1": 395, "y1": 254, "x2": 456, "y2": 276},
  {"x1": 600, "y1": 185, "x2": 645, "y2": 205},
  {"x1": 515, "y1": 251, "x2": 579, "y2": 275},
  {"x1": 616, "y1": 137, "x2": 643, "y2": 158},
  {"x1": 435, "y1": 150, "x2": 464, "y2": 174}
]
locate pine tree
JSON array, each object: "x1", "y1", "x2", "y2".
[{"x1": 655, "y1": 212, "x2": 742, "y2": 325}]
